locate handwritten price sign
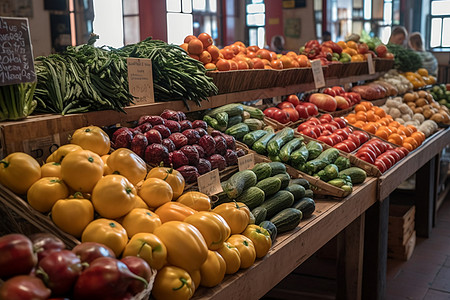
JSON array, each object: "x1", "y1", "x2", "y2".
[
  {"x1": 311, "y1": 59, "x2": 325, "y2": 88},
  {"x1": 127, "y1": 58, "x2": 154, "y2": 105},
  {"x1": 198, "y1": 169, "x2": 223, "y2": 196},
  {"x1": 238, "y1": 153, "x2": 255, "y2": 171}
]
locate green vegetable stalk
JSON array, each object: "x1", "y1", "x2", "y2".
[
  {"x1": 386, "y1": 44, "x2": 422, "y2": 72},
  {"x1": 0, "y1": 82, "x2": 37, "y2": 121}
]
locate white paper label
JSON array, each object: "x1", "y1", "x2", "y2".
[
  {"x1": 367, "y1": 54, "x2": 375, "y2": 74},
  {"x1": 238, "y1": 153, "x2": 255, "y2": 171},
  {"x1": 311, "y1": 59, "x2": 325, "y2": 88},
  {"x1": 198, "y1": 168, "x2": 223, "y2": 196},
  {"x1": 127, "y1": 58, "x2": 154, "y2": 105}
]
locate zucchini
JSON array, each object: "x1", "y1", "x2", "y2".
[
  {"x1": 255, "y1": 177, "x2": 282, "y2": 197},
  {"x1": 228, "y1": 115, "x2": 243, "y2": 127},
  {"x1": 289, "y1": 178, "x2": 311, "y2": 190},
  {"x1": 206, "y1": 103, "x2": 244, "y2": 117},
  {"x1": 284, "y1": 184, "x2": 306, "y2": 201},
  {"x1": 242, "y1": 111, "x2": 251, "y2": 120},
  {"x1": 338, "y1": 167, "x2": 367, "y2": 184},
  {"x1": 252, "y1": 130, "x2": 275, "y2": 155},
  {"x1": 236, "y1": 186, "x2": 265, "y2": 210},
  {"x1": 270, "y1": 208, "x2": 303, "y2": 233},
  {"x1": 269, "y1": 154, "x2": 282, "y2": 162},
  {"x1": 290, "y1": 144, "x2": 309, "y2": 167},
  {"x1": 252, "y1": 162, "x2": 272, "y2": 181},
  {"x1": 203, "y1": 115, "x2": 220, "y2": 130},
  {"x1": 304, "y1": 189, "x2": 314, "y2": 198},
  {"x1": 225, "y1": 123, "x2": 250, "y2": 140},
  {"x1": 306, "y1": 141, "x2": 323, "y2": 160},
  {"x1": 244, "y1": 118, "x2": 265, "y2": 131},
  {"x1": 267, "y1": 127, "x2": 295, "y2": 156},
  {"x1": 279, "y1": 137, "x2": 304, "y2": 163},
  {"x1": 224, "y1": 170, "x2": 257, "y2": 199},
  {"x1": 215, "y1": 112, "x2": 228, "y2": 131},
  {"x1": 242, "y1": 105, "x2": 265, "y2": 120},
  {"x1": 259, "y1": 190, "x2": 295, "y2": 219},
  {"x1": 252, "y1": 207, "x2": 267, "y2": 225},
  {"x1": 243, "y1": 130, "x2": 267, "y2": 147},
  {"x1": 317, "y1": 164, "x2": 339, "y2": 182},
  {"x1": 334, "y1": 156, "x2": 351, "y2": 171},
  {"x1": 268, "y1": 161, "x2": 287, "y2": 176},
  {"x1": 274, "y1": 173, "x2": 291, "y2": 189},
  {"x1": 292, "y1": 197, "x2": 315, "y2": 218},
  {"x1": 259, "y1": 220, "x2": 277, "y2": 242},
  {"x1": 304, "y1": 148, "x2": 340, "y2": 175}
]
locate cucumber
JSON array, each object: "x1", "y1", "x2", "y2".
[
  {"x1": 268, "y1": 161, "x2": 287, "y2": 176},
  {"x1": 225, "y1": 123, "x2": 250, "y2": 140},
  {"x1": 243, "y1": 130, "x2": 267, "y2": 147},
  {"x1": 252, "y1": 207, "x2": 267, "y2": 225},
  {"x1": 267, "y1": 127, "x2": 295, "y2": 156},
  {"x1": 242, "y1": 105, "x2": 265, "y2": 120},
  {"x1": 270, "y1": 208, "x2": 303, "y2": 233},
  {"x1": 228, "y1": 115, "x2": 243, "y2": 127},
  {"x1": 215, "y1": 112, "x2": 228, "y2": 131},
  {"x1": 338, "y1": 167, "x2": 367, "y2": 184},
  {"x1": 284, "y1": 184, "x2": 306, "y2": 201},
  {"x1": 304, "y1": 148, "x2": 340, "y2": 175},
  {"x1": 334, "y1": 156, "x2": 351, "y2": 171},
  {"x1": 255, "y1": 177, "x2": 282, "y2": 197},
  {"x1": 306, "y1": 141, "x2": 323, "y2": 160},
  {"x1": 252, "y1": 130, "x2": 275, "y2": 155},
  {"x1": 279, "y1": 137, "x2": 304, "y2": 163},
  {"x1": 242, "y1": 111, "x2": 251, "y2": 120},
  {"x1": 274, "y1": 173, "x2": 291, "y2": 189},
  {"x1": 290, "y1": 144, "x2": 309, "y2": 167},
  {"x1": 304, "y1": 189, "x2": 314, "y2": 198},
  {"x1": 224, "y1": 170, "x2": 258, "y2": 199},
  {"x1": 203, "y1": 115, "x2": 220, "y2": 130},
  {"x1": 259, "y1": 190, "x2": 295, "y2": 218},
  {"x1": 259, "y1": 220, "x2": 278, "y2": 242},
  {"x1": 244, "y1": 118, "x2": 265, "y2": 131},
  {"x1": 289, "y1": 178, "x2": 311, "y2": 190},
  {"x1": 252, "y1": 162, "x2": 272, "y2": 181},
  {"x1": 236, "y1": 187, "x2": 265, "y2": 210},
  {"x1": 268, "y1": 154, "x2": 282, "y2": 162},
  {"x1": 315, "y1": 148, "x2": 340, "y2": 163},
  {"x1": 292, "y1": 197, "x2": 315, "y2": 218},
  {"x1": 207, "y1": 103, "x2": 244, "y2": 117},
  {"x1": 317, "y1": 164, "x2": 339, "y2": 182}
]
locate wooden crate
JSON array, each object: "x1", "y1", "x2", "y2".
[
  {"x1": 388, "y1": 230, "x2": 416, "y2": 261},
  {"x1": 388, "y1": 205, "x2": 416, "y2": 260}
]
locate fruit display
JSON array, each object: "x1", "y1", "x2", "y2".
[
  {"x1": 263, "y1": 94, "x2": 319, "y2": 125},
  {"x1": 428, "y1": 84, "x2": 450, "y2": 109},
  {"x1": 350, "y1": 81, "x2": 398, "y2": 100},
  {"x1": 203, "y1": 103, "x2": 265, "y2": 132},
  {"x1": 0, "y1": 233, "x2": 154, "y2": 300},
  {"x1": 377, "y1": 69, "x2": 413, "y2": 94},
  {"x1": 401, "y1": 68, "x2": 436, "y2": 89},
  {"x1": 315, "y1": 86, "x2": 362, "y2": 111}
]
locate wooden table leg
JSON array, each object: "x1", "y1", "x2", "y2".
[
  {"x1": 337, "y1": 214, "x2": 365, "y2": 300},
  {"x1": 362, "y1": 197, "x2": 389, "y2": 300}
]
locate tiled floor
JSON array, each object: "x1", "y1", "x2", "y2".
[{"x1": 386, "y1": 198, "x2": 450, "y2": 300}]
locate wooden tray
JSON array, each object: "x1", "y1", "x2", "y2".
[
  {"x1": 374, "y1": 58, "x2": 395, "y2": 72},
  {"x1": 206, "y1": 69, "x2": 278, "y2": 94}
]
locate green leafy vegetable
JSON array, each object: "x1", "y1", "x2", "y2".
[{"x1": 386, "y1": 44, "x2": 422, "y2": 72}]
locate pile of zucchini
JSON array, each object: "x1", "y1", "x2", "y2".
[{"x1": 214, "y1": 162, "x2": 316, "y2": 239}]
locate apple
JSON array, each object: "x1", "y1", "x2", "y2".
[
  {"x1": 335, "y1": 95, "x2": 351, "y2": 110},
  {"x1": 319, "y1": 113, "x2": 333, "y2": 123},
  {"x1": 277, "y1": 101, "x2": 294, "y2": 109},
  {"x1": 334, "y1": 128, "x2": 350, "y2": 140},
  {"x1": 323, "y1": 123, "x2": 338, "y2": 132},
  {"x1": 375, "y1": 44, "x2": 387, "y2": 58},
  {"x1": 317, "y1": 135, "x2": 334, "y2": 146},
  {"x1": 264, "y1": 107, "x2": 280, "y2": 118},
  {"x1": 283, "y1": 107, "x2": 299, "y2": 122},
  {"x1": 295, "y1": 104, "x2": 309, "y2": 119},
  {"x1": 329, "y1": 120, "x2": 342, "y2": 129},
  {"x1": 309, "y1": 93, "x2": 337, "y2": 112},
  {"x1": 308, "y1": 117, "x2": 321, "y2": 125},
  {"x1": 30, "y1": 233, "x2": 66, "y2": 261},
  {"x1": 333, "y1": 117, "x2": 348, "y2": 128},
  {"x1": 272, "y1": 109, "x2": 290, "y2": 124},
  {"x1": 302, "y1": 128, "x2": 318, "y2": 138},
  {"x1": 286, "y1": 95, "x2": 300, "y2": 106},
  {"x1": 72, "y1": 242, "x2": 116, "y2": 264},
  {"x1": 342, "y1": 139, "x2": 357, "y2": 151},
  {"x1": 303, "y1": 102, "x2": 319, "y2": 116},
  {"x1": 0, "y1": 234, "x2": 37, "y2": 280},
  {"x1": 121, "y1": 256, "x2": 153, "y2": 295},
  {"x1": 321, "y1": 129, "x2": 333, "y2": 136},
  {"x1": 329, "y1": 133, "x2": 344, "y2": 144}
]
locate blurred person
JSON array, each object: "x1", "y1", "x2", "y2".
[
  {"x1": 322, "y1": 31, "x2": 331, "y2": 42},
  {"x1": 388, "y1": 26, "x2": 408, "y2": 46},
  {"x1": 270, "y1": 35, "x2": 286, "y2": 54},
  {"x1": 408, "y1": 32, "x2": 438, "y2": 76}
]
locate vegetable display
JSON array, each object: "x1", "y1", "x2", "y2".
[
  {"x1": 386, "y1": 44, "x2": 422, "y2": 73},
  {"x1": 0, "y1": 82, "x2": 37, "y2": 121}
]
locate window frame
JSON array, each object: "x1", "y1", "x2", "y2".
[
  {"x1": 427, "y1": 0, "x2": 450, "y2": 51},
  {"x1": 245, "y1": 0, "x2": 265, "y2": 49}
]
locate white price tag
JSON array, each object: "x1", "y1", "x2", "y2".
[
  {"x1": 311, "y1": 60, "x2": 325, "y2": 88},
  {"x1": 367, "y1": 54, "x2": 375, "y2": 74},
  {"x1": 238, "y1": 153, "x2": 255, "y2": 171},
  {"x1": 198, "y1": 168, "x2": 223, "y2": 196},
  {"x1": 127, "y1": 58, "x2": 155, "y2": 105}
]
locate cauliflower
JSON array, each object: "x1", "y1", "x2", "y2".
[
  {"x1": 402, "y1": 114, "x2": 412, "y2": 122},
  {"x1": 413, "y1": 113, "x2": 425, "y2": 123},
  {"x1": 386, "y1": 99, "x2": 400, "y2": 108},
  {"x1": 395, "y1": 117, "x2": 405, "y2": 124},
  {"x1": 389, "y1": 107, "x2": 401, "y2": 119}
]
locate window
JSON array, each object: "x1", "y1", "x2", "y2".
[
  {"x1": 428, "y1": 0, "x2": 450, "y2": 49},
  {"x1": 246, "y1": 0, "x2": 265, "y2": 48},
  {"x1": 166, "y1": 0, "x2": 219, "y2": 45}
]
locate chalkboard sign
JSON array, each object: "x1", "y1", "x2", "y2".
[{"x1": 0, "y1": 17, "x2": 36, "y2": 86}]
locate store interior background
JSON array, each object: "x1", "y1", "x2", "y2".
[{"x1": 1, "y1": 0, "x2": 449, "y2": 80}]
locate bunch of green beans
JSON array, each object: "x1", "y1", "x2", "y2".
[{"x1": 0, "y1": 82, "x2": 37, "y2": 121}]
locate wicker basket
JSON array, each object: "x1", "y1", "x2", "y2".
[{"x1": 374, "y1": 58, "x2": 395, "y2": 72}]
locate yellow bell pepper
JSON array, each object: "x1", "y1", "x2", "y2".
[
  {"x1": 153, "y1": 221, "x2": 208, "y2": 273},
  {"x1": 217, "y1": 242, "x2": 241, "y2": 274},
  {"x1": 121, "y1": 208, "x2": 162, "y2": 237},
  {"x1": 138, "y1": 177, "x2": 173, "y2": 209},
  {"x1": 0, "y1": 152, "x2": 41, "y2": 194},
  {"x1": 101, "y1": 154, "x2": 111, "y2": 175},
  {"x1": 188, "y1": 269, "x2": 201, "y2": 293},
  {"x1": 46, "y1": 144, "x2": 82, "y2": 163},
  {"x1": 134, "y1": 195, "x2": 149, "y2": 209},
  {"x1": 106, "y1": 148, "x2": 147, "y2": 185},
  {"x1": 184, "y1": 211, "x2": 231, "y2": 250},
  {"x1": 122, "y1": 232, "x2": 167, "y2": 270},
  {"x1": 176, "y1": 191, "x2": 211, "y2": 211},
  {"x1": 40, "y1": 162, "x2": 61, "y2": 178},
  {"x1": 60, "y1": 150, "x2": 104, "y2": 192},
  {"x1": 242, "y1": 224, "x2": 272, "y2": 258},
  {"x1": 154, "y1": 202, "x2": 196, "y2": 223},
  {"x1": 81, "y1": 218, "x2": 128, "y2": 257},
  {"x1": 227, "y1": 234, "x2": 256, "y2": 269},
  {"x1": 27, "y1": 177, "x2": 69, "y2": 213},
  {"x1": 199, "y1": 250, "x2": 226, "y2": 287},
  {"x1": 152, "y1": 266, "x2": 194, "y2": 300},
  {"x1": 70, "y1": 126, "x2": 110, "y2": 156},
  {"x1": 212, "y1": 202, "x2": 250, "y2": 234},
  {"x1": 146, "y1": 167, "x2": 185, "y2": 200},
  {"x1": 91, "y1": 174, "x2": 137, "y2": 219},
  {"x1": 51, "y1": 192, "x2": 94, "y2": 237}
]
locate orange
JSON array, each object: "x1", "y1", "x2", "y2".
[
  {"x1": 396, "y1": 127, "x2": 407, "y2": 136},
  {"x1": 297, "y1": 55, "x2": 309, "y2": 67},
  {"x1": 351, "y1": 54, "x2": 365, "y2": 62},
  {"x1": 378, "y1": 126, "x2": 393, "y2": 135},
  {"x1": 388, "y1": 133, "x2": 404, "y2": 146},
  {"x1": 229, "y1": 60, "x2": 238, "y2": 70},
  {"x1": 411, "y1": 131, "x2": 425, "y2": 144},
  {"x1": 360, "y1": 101, "x2": 374, "y2": 110},
  {"x1": 188, "y1": 54, "x2": 200, "y2": 60},
  {"x1": 388, "y1": 126, "x2": 398, "y2": 134},
  {"x1": 220, "y1": 47, "x2": 235, "y2": 60},
  {"x1": 280, "y1": 55, "x2": 293, "y2": 68},
  {"x1": 247, "y1": 45, "x2": 260, "y2": 53},
  {"x1": 198, "y1": 32, "x2": 213, "y2": 49},
  {"x1": 199, "y1": 51, "x2": 212, "y2": 64},
  {"x1": 207, "y1": 45, "x2": 220, "y2": 61},
  {"x1": 366, "y1": 110, "x2": 380, "y2": 122},
  {"x1": 406, "y1": 124, "x2": 417, "y2": 133},
  {"x1": 346, "y1": 116, "x2": 357, "y2": 124},
  {"x1": 270, "y1": 59, "x2": 284, "y2": 69},
  {"x1": 404, "y1": 137, "x2": 418, "y2": 149},
  {"x1": 256, "y1": 49, "x2": 271, "y2": 61},
  {"x1": 363, "y1": 123, "x2": 377, "y2": 134},
  {"x1": 374, "y1": 107, "x2": 386, "y2": 118},
  {"x1": 347, "y1": 41, "x2": 358, "y2": 50},
  {"x1": 236, "y1": 60, "x2": 249, "y2": 70},
  {"x1": 184, "y1": 35, "x2": 197, "y2": 44},
  {"x1": 388, "y1": 121, "x2": 401, "y2": 128},
  {"x1": 402, "y1": 142, "x2": 414, "y2": 152},
  {"x1": 355, "y1": 111, "x2": 367, "y2": 122},
  {"x1": 378, "y1": 117, "x2": 390, "y2": 126},
  {"x1": 251, "y1": 57, "x2": 265, "y2": 69},
  {"x1": 270, "y1": 51, "x2": 278, "y2": 61},
  {"x1": 180, "y1": 43, "x2": 189, "y2": 52},
  {"x1": 286, "y1": 51, "x2": 298, "y2": 59},
  {"x1": 246, "y1": 51, "x2": 257, "y2": 58},
  {"x1": 375, "y1": 129, "x2": 390, "y2": 140},
  {"x1": 215, "y1": 59, "x2": 230, "y2": 71},
  {"x1": 354, "y1": 104, "x2": 367, "y2": 113},
  {"x1": 204, "y1": 63, "x2": 216, "y2": 70},
  {"x1": 401, "y1": 126, "x2": 413, "y2": 137},
  {"x1": 337, "y1": 41, "x2": 347, "y2": 49},
  {"x1": 353, "y1": 120, "x2": 366, "y2": 128},
  {"x1": 187, "y1": 38, "x2": 203, "y2": 55}
]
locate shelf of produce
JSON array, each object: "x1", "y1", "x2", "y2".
[{"x1": 193, "y1": 177, "x2": 377, "y2": 300}]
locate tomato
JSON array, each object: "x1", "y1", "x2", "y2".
[
  {"x1": 52, "y1": 194, "x2": 94, "y2": 238},
  {"x1": 283, "y1": 107, "x2": 300, "y2": 122},
  {"x1": 396, "y1": 146, "x2": 410, "y2": 157},
  {"x1": 277, "y1": 101, "x2": 295, "y2": 110},
  {"x1": 27, "y1": 177, "x2": 69, "y2": 213},
  {"x1": 379, "y1": 153, "x2": 396, "y2": 167},
  {"x1": 304, "y1": 102, "x2": 319, "y2": 116},
  {"x1": 331, "y1": 86, "x2": 345, "y2": 95},
  {"x1": 155, "y1": 202, "x2": 196, "y2": 223},
  {"x1": 355, "y1": 148, "x2": 376, "y2": 164},
  {"x1": 386, "y1": 150, "x2": 401, "y2": 163},
  {"x1": 333, "y1": 117, "x2": 347, "y2": 128},
  {"x1": 317, "y1": 135, "x2": 335, "y2": 146},
  {"x1": 323, "y1": 123, "x2": 338, "y2": 132},
  {"x1": 353, "y1": 130, "x2": 370, "y2": 144},
  {"x1": 322, "y1": 88, "x2": 336, "y2": 97},
  {"x1": 363, "y1": 143, "x2": 382, "y2": 157},
  {"x1": 321, "y1": 129, "x2": 332, "y2": 136},
  {"x1": 376, "y1": 155, "x2": 393, "y2": 170},
  {"x1": 242, "y1": 225, "x2": 272, "y2": 258},
  {"x1": 348, "y1": 134, "x2": 361, "y2": 147},
  {"x1": 329, "y1": 120, "x2": 342, "y2": 129},
  {"x1": 334, "y1": 142, "x2": 351, "y2": 152},
  {"x1": 272, "y1": 109, "x2": 290, "y2": 124},
  {"x1": 146, "y1": 167, "x2": 185, "y2": 200},
  {"x1": 286, "y1": 95, "x2": 300, "y2": 106},
  {"x1": 310, "y1": 125, "x2": 322, "y2": 137},
  {"x1": 106, "y1": 148, "x2": 147, "y2": 186},
  {"x1": 152, "y1": 266, "x2": 194, "y2": 300},
  {"x1": 138, "y1": 177, "x2": 174, "y2": 209},
  {"x1": 70, "y1": 126, "x2": 110, "y2": 156},
  {"x1": 227, "y1": 235, "x2": 256, "y2": 269},
  {"x1": 334, "y1": 128, "x2": 350, "y2": 140},
  {"x1": 374, "y1": 159, "x2": 387, "y2": 173},
  {"x1": 295, "y1": 104, "x2": 309, "y2": 119},
  {"x1": 342, "y1": 139, "x2": 357, "y2": 152},
  {"x1": 121, "y1": 208, "x2": 162, "y2": 238},
  {"x1": 302, "y1": 128, "x2": 318, "y2": 139},
  {"x1": 308, "y1": 117, "x2": 321, "y2": 125},
  {"x1": 263, "y1": 107, "x2": 280, "y2": 118},
  {"x1": 0, "y1": 152, "x2": 41, "y2": 195},
  {"x1": 297, "y1": 121, "x2": 314, "y2": 132},
  {"x1": 217, "y1": 242, "x2": 240, "y2": 275},
  {"x1": 199, "y1": 250, "x2": 226, "y2": 288},
  {"x1": 212, "y1": 202, "x2": 250, "y2": 235},
  {"x1": 81, "y1": 219, "x2": 128, "y2": 257},
  {"x1": 319, "y1": 113, "x2": 333, "y2": 123},
  {"x1": 393, "y1": 147, "x2": 406, "y2": 159},
  {"x1": 329, "y1": 133, "x2": 344, "y2": 144},
  {"x1": 176, "y1": 191, "x2": 211, "y2": 211}
]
